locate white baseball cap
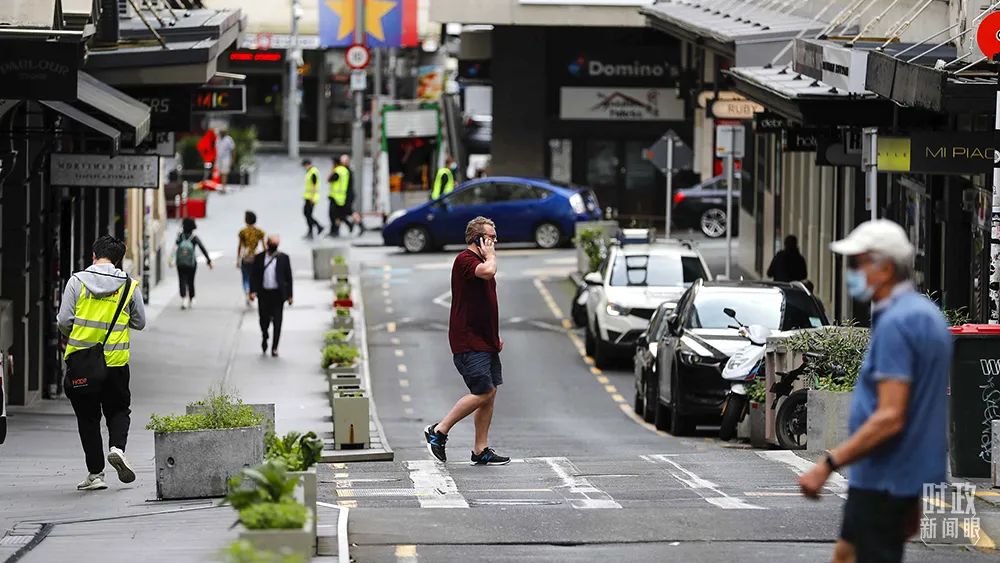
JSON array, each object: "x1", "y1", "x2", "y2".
[{"x1": 829, "y1": 219, "x2": 915, "y2": 263}]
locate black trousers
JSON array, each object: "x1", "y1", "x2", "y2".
[
  {"x1": 303, "y1": 200, "x2": 322, "y2": 234},
  {"x1": 328, "y1": 199, "x2": 353, "y2": 236},
  {"x1": 178, "y1": 264, "x2": 197, "y2": 298},
  {"x1": 69, "y1": 365, "x2": 131, "y2": 474},
  {"x1": 258, "y1": 289, "x2": 285, "y2": 350}
]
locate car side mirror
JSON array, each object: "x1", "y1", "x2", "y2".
[
  {"x1": 637, "y1": 331, "x2": 648, "y2": 345},
  {"x1": 723, "y1": 308, "x2": 737, "y2": 319},
  {"x1": 583, "y1": 272, "x2": 603, "y2": 286},
  {"x1": 667, "y1": 314, "x2": 680, "y2": 335}
]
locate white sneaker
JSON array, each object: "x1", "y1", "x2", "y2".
[
  {"x1": 180, "y1": 297, "x2": 188, "y2": 310},
  {"x1": 107, "y1": 447, "x2": 136, "y2": 483},
  {"x1": 188, "y1": 298, "x2": 195, "y2": 309},
  {"x1": 77, "y1": 472, "x2": 108, "y2": 491}
]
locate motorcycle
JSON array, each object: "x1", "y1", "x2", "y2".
[
  {"x1": 719, "y1": 307, "x2": 769, "y2": 441},
  {"x1": 772, "y1": 352, "x2": 846, "y2": 450}
]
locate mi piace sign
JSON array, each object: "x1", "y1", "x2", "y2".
[{"x1": 191, "y1": 85, "x2": 246, "y2": 114}]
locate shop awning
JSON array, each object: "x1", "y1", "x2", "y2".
[
  {"x1": 641, "y1": 0, "x2": 830, "y2": 66},
  {"x1": 75, "y1": 71, "x2": 150, "y2": 145},
  {"x1": 0, "y1": 99, "x2": 19, "y2": 120},
  {"x1": 866, "y1": 50, "x2": 996, "y2": 115},
  {"x1": 39, "y1": 100, "x2": 121, "y2": 154}
]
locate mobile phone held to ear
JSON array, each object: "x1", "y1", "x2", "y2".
[{"x1": 476, "y1": 236, "x2": 484, "y2": 248}]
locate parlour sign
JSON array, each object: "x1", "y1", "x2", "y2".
[
  {"x1": 0, "y1": 41, "x2": 79, "y2": 101},
  {"x1": 50, "y1": 154, "x2": 159, "y2": 188}
]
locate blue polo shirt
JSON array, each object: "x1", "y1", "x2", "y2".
[{"x1": 847, "y1": 283, "x2": 953, "y2": 498}]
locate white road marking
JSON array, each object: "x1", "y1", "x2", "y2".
[
  {"x1": 432, "y1": 289, "x2": 452, "y2": 309},
  {"x1": 382, "y1": 290, "x2": 390, "y2": 298},
  {"x1": 405, "y1": 460, "x2": 469, "y2": 508},
  {"x1": 399, "y1": 379, "x2": 410, "y2": 388},
  {"x1": 755, "y1": 450, "x2": 848, "y2": 498},
  {"x1": 394, "y1": 349, "x2": 404, "y2": 357},
  {"x1": 397, "y1": 364, "x2": 408, "y2": 373},
  {"x1": 539, "y1": 457, "x2": 621, "y2": 509},
  {"x1": 400, "y1": 394, "x2": 411, "y2": 402},
  {"x1": 404, "y1": 407, "x2": 414, "y2": 415},
  {"x1": 390, "y1": 337, "x2": 401, "y2": 345},
  {"x1": 386, "y1": 306, "x2": 395, "y2": 314},
  {"x1": 651, "y1": 455, "x2": 765, "y2": 510}
]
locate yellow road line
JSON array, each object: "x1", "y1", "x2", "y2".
[
  {"x1": 562, "y1": 319, "x2": 573, "y2": 329},
  {"x1": 387, "y1": 322, "x2": 397, "y2": 333},
  {"x1": 596, "y1": 375, "x2": 610, "y2": 384},
  {"x1": 923, "y1": 496, "x2": 950, "y2": 510},
  {"x1": 604, "y1": 385, "x2": 618, "y2": 394},
  {"x1": 332, "y1": 463, "x2": 346, "y2": 469},
  {"x1": 337, "y1": 489, "x2": 355, "y2": 497},
  {"x1": 395, "y1": 545, "x2": 418, "y2": 558},
  {"x1": 387, "y1": 306, "x2": 395, "y2": 314},
  {"x1": 397, "y1": 364, "x2": 408, "y2": 373},
  {"x1": 401, "y1": 394, "x2": 411, "y2": 402},
  {"x1": 611, "y1": 394, "x2": 625, "y2": 403},
  {"x1": 338, "y1": 500, "x2": 358, "y2": 508},
  {"x1": 334, "y1": 472, "x2": 349, "y2": 479},
  {"x1": 399, "y1": 379, "x2": 410, "y2": 388},
  {"x1": 962, "y1": 520, "x2": 997, "y2": 550},
  {"x1": 395, "y1": 349, "x2": 405, "y2": 357},
  {"x1": 590, "y1": 366, "x2": 602, "y2": 375},
  {"x1": 618, "y1": 403, "x2": 671, "y2": 437},
  {"x1": 976, "y1": 491, "x2": 1000, "y2": 497},
  {"x1": 382, "y1": 282, "x2": 390, "y2": 290}
]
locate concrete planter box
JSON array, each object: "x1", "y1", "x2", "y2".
[
  {"x1": 154, "y1": 425, "x2": 264, "y2": 499},
  {"x1": 332, "y1": 314, "x2": 354, "y2": 330},
  {"x1": 186, "y1": 402, "x2": 275, "y2": 435},
  {"x1": 327, "y1": 364, "x2": 361, "y2": 399},
  {"x1": 290, "y1": 468, "x2": 318, "y2": 544},
  {"x1": 312, "y1": 247, "x2": 348, "y2": 280},
  {"x1": 325, "y1": 329, "x2": 355, "y2": 346},
  {"x1": 806, "y1": 389, "x2": 852, "y2": 452},
  {"x1": 331, "y1": 263, "x2": 350, "y2": 279},
  {"x1": 332, "y1": 390, "x2": 370, "y2": 449},
  {"x1": 239, "y1": 509, "x2": 314, "y2": 558},
  {"x1": 749, "y1": 402, "x2": 767, "y2": 448}
]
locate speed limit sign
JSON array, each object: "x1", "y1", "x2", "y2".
[{"x1": 345, "y1": 44, "x2": 370, "y2": 70}]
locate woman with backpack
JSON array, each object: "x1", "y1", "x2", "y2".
[{"x1": 173, "y1": 217, "x2": 213, "y2": 309}]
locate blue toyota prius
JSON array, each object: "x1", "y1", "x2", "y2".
[{"x1": 382, "y1": 177, "x2": 601, "y2": 252}]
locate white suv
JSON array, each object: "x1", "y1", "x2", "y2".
[{"x1": 584, "y1": 241, "x2": 711, "y2": 368}]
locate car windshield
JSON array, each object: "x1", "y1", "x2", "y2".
[
  {"x1": 685, "y1": 289, "x2": 825, "y2": 330},
  {"x1": 609, "y1": 254, "x2": 706, "y2": 287}
]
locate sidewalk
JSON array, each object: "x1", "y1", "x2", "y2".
[{"x1": 0, "y1": 155, "x2": 362, "y2": 562}]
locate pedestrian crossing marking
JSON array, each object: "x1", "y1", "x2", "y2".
[
  {"x1": 649, "y1": 454, "x2": 764, "y2": 510},
  {"x1": 406, "y1": 460, "x2": 469, "y2": 508},
  {"x1": 538, "y1": 457, "x2": 621, "y2": 509},
  {"x1": 756, "y1": 450, "x2": 847, "y2": 498}
]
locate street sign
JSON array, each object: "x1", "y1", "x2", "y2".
[
  {"x1": 642, "y1": 131, "x2": 692, "y2": 173},
  {"x1": 350, "y1": 71, "x2": 367, "y2": 92},
  {"x1": 710, "y1": 98, "x2": 764, "y2": 120},
  {"x1": 715, "y1": 124, "x2": 745, "y2": 158},
  {"x1": 345, "y1": 44, "x2": 371, "y2": 70}
]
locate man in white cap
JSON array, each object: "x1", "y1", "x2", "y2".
[{"x1": 798, "y1": 219, "x2": 953, "y2": 563}]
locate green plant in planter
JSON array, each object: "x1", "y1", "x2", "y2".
[
  {"x1": 221, "y1": 540, "x2": 305, "y2": 563},
  {"x1": 239, "y1": 500, "x2": 308, "y2": 530},
  {"x1": 187, "y1": 188, "x2": 210, "y2": 201},
  {"x1": 335, "y1": 307, "x2": 351, "y2": 317},
  {"x1": 226, "y1": 460, "x2": 299, "y2": 509},
  {"x1": 573, "y1": 227, "x2": 609, "y2": 273},
  {"x1": 925, "y1": 291, "x2": 971, "y2": 326},
  {"x1": 324, "y1": 329, "x2": 350, "y2": 344},
  {"x1": 148, "y1": 390, "x2": 262, "y2": 432},
  {"x1": 747, "y1": 379, "x2": 766, "y2": 403},
  {"x1": 322, "y1": 343, "x2": 358, "y2": 369},
  {"x1": 786, "y1": 324, "x2": 870, "y2": 392},
  {"x1": 177, "y1": 134, "x2": 204, "y2": 171},
  {"x1": 333, "y1": 255, "x2": 346, "y2": 265},
  {"x1": 335, "y1": 283, "x2": 352, "y2": 300},
  {"x1": 265, "y1": 431, "x2": 323, "y2": 472},
  {"x1": 230, "y1": 126, "x2": 259, "y2": 170}
]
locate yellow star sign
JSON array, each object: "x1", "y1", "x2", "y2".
[{"x1": 325, "y1": 0, "x2": 398, "y2": 42}]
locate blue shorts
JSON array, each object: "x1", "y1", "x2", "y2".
[{"x1": 453, "y1": 352, "x2": 502, "y2": 395}]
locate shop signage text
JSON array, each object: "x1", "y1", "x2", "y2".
[
  {"x1": 559, "y1": 87, "x2": 683, "y2": 121},
  {"x1": 710, "y1": 98, "x2": 764, "y2": 120},
  {"x1": 238, "y1": 33, "x2": 321, "y2": 50},
  {"x1": 125, "y1": 87, "x2": 192, "y2": 131},
  {"x1": 784, "y1": 128, "x2": 828, "y2": 152},
  {"x1": 754, "y1": 111, "x2": 787, "y2": 132},
  {"x1": 793, "y1": 39, "x2": 869, "y2": 94},
  {"x1": 50, "y1": 154, "x2": 159, "y2": 188},
  {"x1": 191, "y1": 86, "x2": 246, "y2": 114},
  {"x1": 0, "y1": 41, "x2": 79, "y2": 101},
  {"x1": 876, "y1": 131, "x2": 996, "y2": 174},
  {"x1": 556, "y1": 47, "x2": 678, "y2": 86}
]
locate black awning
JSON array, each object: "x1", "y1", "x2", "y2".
[
  {"x1": 39, "y1": 100, "x2": 121, "y2": 155},
  {"x1": 866, "y1": 50, "x2": 995, "y2": 115},
  {"x1": 76, "y1": 71, "x2": 150, "y2": 145}
]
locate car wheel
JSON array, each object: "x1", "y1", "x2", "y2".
[
  {"x1": 593, "y1": 324, "x2": 612, "y2": 369},
  {"x1": 668, "y1": 366, "x2": 695, "y2": 436},
  {"x1": 585, "y1": 323, "x2": 595, "y2": 357},
  {"x1": 402, "y1": 226, "x2": 431, "y2": 253},
  {"x1": 700, "y1": 208, "x2": 727, "y2": 238},
  {"x1": 642, "y1": 370, "x2": 657, "y2": 423},
  {"x1": 633, "y1": 388, "x2": 643, "y2": 416},
  {"x1": 534, "y1": 222, "x2": 561, "y2": 249}
]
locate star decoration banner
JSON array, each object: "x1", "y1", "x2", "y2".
[{"x1": 320, "y1": 0, "x2": 418, "y2": 48}]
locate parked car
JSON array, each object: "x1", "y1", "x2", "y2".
[
  {"x1": 463, "y1": 114, "x2": 492, "y2": 154},
  {"x1": 672, "y1": 172, "x2": 749, "y2": 238},
  {"x1": 1, "y1": 355, "x2": 6, "y2": 445},
  {"x1": 632, "y1": 301, "x2": 675, "y2": 422},
  {"x1": 651, "y1": 280, "x2": 828, "y2": 436},
  {"x1": 584, "y1": 241, "x2": 711, "y2": 369},
  {"x1": 382, "y1": 177, "x2": 601, "y2": 253}
]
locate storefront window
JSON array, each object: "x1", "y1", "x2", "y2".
[
  {"x1": 624, "y1": 141, "x2": 655, "y2": 191},
  {"x1": 549, "y1": 139, "x2": 571, "y2": 184},
  {"x1": 586, "y1": 140, "x2": 618, "y2": 189}
]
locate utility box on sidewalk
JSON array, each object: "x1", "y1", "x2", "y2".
[
  {"x1": 948, "y1": 324, "x2": 1000, "y2": 478},
  {"x1": 154, "y1": 425, "x2": 264, "y2": 499}
]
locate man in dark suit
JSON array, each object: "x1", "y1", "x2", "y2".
[{"x1": 249, "y1": 234, "x2": 293, "y2": 357}]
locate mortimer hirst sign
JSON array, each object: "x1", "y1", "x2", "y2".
[{"x1": 50, "y1": 154, "x2": 159, "y2": 189}]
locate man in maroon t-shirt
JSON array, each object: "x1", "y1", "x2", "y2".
[{"x1": 424, "y1": 217, "x2": 510, "y2": 465}]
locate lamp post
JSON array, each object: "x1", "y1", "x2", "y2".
[{"x1": 287, "y1": 0, "x2": 302, "y2": 159}]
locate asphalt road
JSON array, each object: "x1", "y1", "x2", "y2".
[{"x1": 319, "y1": 240, "x2": 997, "y2": 562}]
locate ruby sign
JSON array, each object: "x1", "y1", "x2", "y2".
[
  {"x1": 977, "y1": 12, "x2": 1000, "y2": 59},
  {"x1": 345, "y1": 44, "x2": 370, "y2": 70}
]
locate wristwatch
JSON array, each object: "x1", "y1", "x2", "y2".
[{"x1": 823, "y1": 450, "x2": 840, "y2": 471}]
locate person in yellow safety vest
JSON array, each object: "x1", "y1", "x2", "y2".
[
  {"x1": 431, "y1": 155, "x2": 458, "y2": 200},
  {"x1": 327, "y1": 154, "x2": 356, "y2": 237},
  {"x1": 301, "y1": 158, "x2": 323, "y2": 239},
  {"x1": 56, "y1": 235, "x2": 146, "y2": 492}
]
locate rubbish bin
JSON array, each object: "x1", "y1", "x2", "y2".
[{"x1": 948, "y1": 324, "x2": 1000, "y2": 478}]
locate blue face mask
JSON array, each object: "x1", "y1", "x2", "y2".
[{"x1": 845, "y1": 268, "x2": 873, "y2": 302}]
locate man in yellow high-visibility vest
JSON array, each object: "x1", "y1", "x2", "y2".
[
  {"x1": 431, "y1": 155, "x2": 457, "y2": 200},
  {"x1": 327, "y1": 154, "x2": 355, "y2": 237},
  {"x1": 301, "y1": 158, "x2": 323, "y2": 239},
  {"x1": 57, "y1": 235, "x2": 146, "y2": 491}
]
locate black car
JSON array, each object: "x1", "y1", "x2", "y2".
[
  {"x1": 632, "y1": 302, "x2": 675, "y2": 423},
  {"x1": 672, "y1": 172, "x2": 748, "y2": 238},
  {"x1": 650, "y1": 280, "x2": 828, "y2": 436}
]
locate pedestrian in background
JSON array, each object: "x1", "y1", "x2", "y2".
[
  {"x1": 327, "y1": 154, "x2": 355, "y2": 237},
  {"x1": 431, "y1": 154, "x2": 457, "y2": 200},
  {"x1": 799, "y1": 219, "x2": 952, "y2": 563},
  {"x1": 301, "y1": 159, "x2": 323, "y2": 239},
  {"x1": 424, "y1": 216, "x2": 510, "y2": 466},
  {"x1": 767, "y1": 235, "x2": 808, "y2": 282},
  {"x1": 249, "y1": 234, "x2": 293, "y2": 357},
  {"x1": 173, "y1": 217, "x2": 213, "y2": 310},
  {"x1": 57, "y1": 235, "x2": 146, "y2": 491},
  {"x1": 216, "y1": 128, "x2": 236, "y2": 188},
  {"x1": 237, "y1": 211, "x2": 266, "y2": 306}
]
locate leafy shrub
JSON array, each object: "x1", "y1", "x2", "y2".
[
  {"x1": 747, "y1": 379, "x2": 766, "y2": 403},
  {"x1": 322, "y1": 343, "x2": 358, "y2": 369},
  {"x1": 573, "y1": 227, "x2": 609, "y2": 273},
  {"x1": 335, "y1": 307, "x2": 351, "y2": 317},
  {"x1": 239, "y1": 500, "x2": 307, "y2": 530},
  {"x1": 324, "y1": 330, "x2": 350, "y2": 344},
  {"x1": 335, "y1": 283, "x2": 351, "y2": 300},
  {"x1": 177, "y1": 134, "x2": 203, "y2": 170},
  {"x1": 220, "y1": 540, "x2": 306, "y2": 563},
  {"x1": 333, "y1": 255, "x2": 346, "y2": 265},
  {"x1": 925, "y1": 291, "x2": 971, "y2": 326},
  {"x1": 148, "y1": 391, "x2": 262, "y2": 433},
  {"x1": 265, "y1": 431, "x2": 323, "y2": 472},
  {"x1": 230, "y1": 126, "x2": 258, "y2": 170},
  {"x1": 226, "y1": 460, "x2": 299, "y2": 510},
  {"x1": 786, "y1": 324, "x2": 870, "y2": 392},
  {"x1": 187, "y1": 188, "x2": 210, "y2": 200}
]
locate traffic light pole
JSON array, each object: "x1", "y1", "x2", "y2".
[
  {"x1": 351, "y1": 0, "x2": 366, "y2": 199},
  {"x1": 287, "y1": 0, "x2": 301, "y2": 159},
  {"x1": 664, "y1": 135, "x2": 674, "y2": 240}
]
